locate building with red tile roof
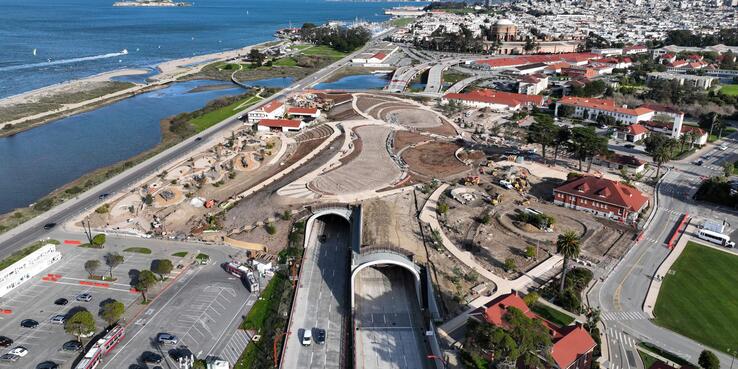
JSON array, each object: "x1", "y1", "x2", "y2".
[
  {"x1": 442, "y1": 89, "x2": 545, "y2": 111},
  {"x1": 257, "y1": 118, "x2": 305, "y2": 132},
  {"x1": 612, "y1": 123, "x2": 649, "y2": 142},
  {"x1": 248, "y1": 100, "x2": 285, "y2": 123},
  {"x1": 469, "y1": 292, "x2": 597, "y2": 369},
  {"x1": 553, "y1": 175, "x2": 650, "y2": 224},
  {"x1": 286, "y1": 106, "x2": 321, "y2": 119},
  {"x1": 555, "y1": 96, "x2": 655, "y2": 124},
  {"x1": 644, "y1": 121, "x2": 708, "y2": 146},
  {"x1": 475, "y1": 53, "x2": 601, "y2": 69}
]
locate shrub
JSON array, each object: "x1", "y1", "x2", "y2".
[
  {"x1": 265, "y1": 223, "x2": 277, "y2": 235},
  {"x1": 504, "y1": 258, "x2": 517, "y2": 272},
  {"x1": 95, "y1": 204, "x2": 110, "y2": 214}
]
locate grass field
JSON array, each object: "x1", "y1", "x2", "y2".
[
  {"x1": 389, "y1": 17, "x2": 415, "y2": 27},
  {"x1": 172, "y1": 251, "x2": 188, "y2": 257},
  {"x1": 654, "y1": 241, "x2": 738, "y2": 351},
  {"x1": 189, "y1": 95, "x2": 262, "y2": 132},
  {"x1": 531, "y1": 303, "x2": 576, "y2": 326},
  {"x1": 720, "y1": 84, "x2": 738, "y2": 96},
  {"x1": 272, "y1": 57, "x2": 297, "y2": 67},
  {"x1": 300, "y1": 45, "x2": 348, "y2": 58},
  {"x1": 124, "y1": 247, "x2": 152, "y2": 254}
]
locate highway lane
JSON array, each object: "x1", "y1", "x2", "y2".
[
  {"x1": 0, "y1": 37, "x2": 382, "y2": 258},
  {"x1": 592, "y1": 135, "x2": 738, "y2": 369}
]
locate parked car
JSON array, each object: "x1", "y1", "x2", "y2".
[
  {"x1": 624, "y1": 143, "x2": 635, "y2": 149},
  {"x1": 76, "y1": 293, "x2": 92, "y2": 302},
  {"x1": 8, "y1": 346, "x2": 28, "y2": 357},
  {"x1": 20, "y1": 320, "x2": 38, "y2": 329},
  {"x1": 157, "y1": 333, "x2": 178, "y2": 345},
  {"x1": 719, "y1": 144, "x2": 728, "y2": 151},
  {"x1": 50, "y1": 315, "x2": 65, "y2": 324},
  {"x1": 37, "y1": 361, "x2": 59, "y2": 369},
  {"x1": 142, "y1": 352, "x2": 162, "y2": 364},
  {"x1": 0, "y1": 354, "x2": 18, "y2": 362},
  {"x1": 98, "y1": 193, "x2": 109, "y2": 200},
  {"x1": 695, "y1": 159, "x2": 704, "y2": 166},
  {"x1": 43, "y1": 223, "x2": 56, "y2": 230},
  {"x1": 62, "y1": 341, "x2": 82, "y2": 352},
  {"x1": 0, "y1": 337, "x2": 12, "y2": 348},
  {"x1": 54, "y1": 298, "x2": 68, "y2": 306}
]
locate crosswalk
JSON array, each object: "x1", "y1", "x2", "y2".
[{"x1": 601, "y1": 311, "x2": 650, "y2": 321}]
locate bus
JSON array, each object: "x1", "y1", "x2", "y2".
[
  {"x1": 74, "y1": 324, "x2": 125, "y2": 369},
  {"x1": 697, "y1": 229, "x2": 735, "y2": 248}
]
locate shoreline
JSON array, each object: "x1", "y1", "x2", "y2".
[{"x1": 0, "y1": 39, "x2": 279, "y2": 137}]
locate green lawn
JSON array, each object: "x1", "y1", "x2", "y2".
[
  {"x1": 172, "y1": 251, "x2": 188, "y2": 257},
  {"x1": 531, "y1": 303, "x2": 576, "y2": 327},
  {"x1": 638, "y1": 350, "x2": 659, "y2": 369},
  {"x1": 189, "y1": 95, "x2": 262, "y2": 132},
  {"x1": 300, "y1": 45, "x2": 348, "y2": 58},
  {"x1": 123, "y1": 247, "x2": 152, "y2": 254},
  {"x1": 272, "y1": 57, "x2": 297, "y2": 67},
  {"x1": 654, "y1": 241, "x2": 738, "y2": 352},
  {"x1": 388, "y1": 17, "x2": 415, "y2": 27},
  {"x1": 720, "y1": 84, "x2": 738, "y2": 96},
  {"x1": 240, "y1": 273, "x2": 287, "y2": 330}
]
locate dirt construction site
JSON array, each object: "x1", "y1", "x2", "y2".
[{"x1": 437, "y1": 162, "x2": 636, "y2": 280}]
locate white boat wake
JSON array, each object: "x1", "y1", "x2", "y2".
[{"x1": 0, "y1": 49, "x2": 129, "y2": 72}]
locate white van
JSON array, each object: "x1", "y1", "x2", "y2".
[
  {"x1": 302, "y1": 329, "x2": 312, "y2": 346},
  {"x1": 698, "y1": 229, "x2": 736, "y2": 248}
]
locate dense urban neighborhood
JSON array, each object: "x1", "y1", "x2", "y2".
[{"x1": 2, "y1": 1, "x2": 738, "y2": 369}]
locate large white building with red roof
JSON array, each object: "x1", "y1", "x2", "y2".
[
  {"x1": 555, "y1": 96, "x2": 655, "y2": 125},
  {"x1": 553, "y1": 175, "x2": 650, "y2": 224},
  {"x1": 248, "y1": 100, "x2": 286, "y2": 123},
  {"x1": 442, "y1": 89, "x2": 545, "y2": 111},
  {"x1": 469, "y1": 291, "x2": 597, "y2": 369},
  {"x1": 257, "y1": 118, "x2": 305, "y2": 133}
]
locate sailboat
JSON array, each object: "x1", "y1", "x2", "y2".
[
  {"x1": 122, "y1": 49, "x2": 129, "y2": 54},
  {"x1": 33, "y1": 48, "x2": 37, "y2": 56}
]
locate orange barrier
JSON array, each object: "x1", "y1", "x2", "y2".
[
  {"x1": 63, "y1": 240, "x2": 81, "y2": 245},
  {"x1": 93, "y1": 282, "x2": 110, "y2": 288},
  {"x1": 129, "y1": 288, "x2": 138, "y2": 294},
  {"x1": 0, "y1": 310, "x2": 12, "y2": 315},
  {"x1": 79, "y1": 281, "x2": 95, "y2": 286}
]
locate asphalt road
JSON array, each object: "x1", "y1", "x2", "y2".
[
  {"x1": 281, "y1": 215, "x2": 351, "y2": 369},
  {"x1": 592, "y1": 134, "x2": 738, "y2": 369}
]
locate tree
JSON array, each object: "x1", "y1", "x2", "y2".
[
  {"x1": 557, "y1": 230, "x2": 581, "y2": 294},
  {"x1": 568, "y1": 127, "x2": 607, "y2": 172},
  {"x1": 644, "y1": 134, "x2": 676, "y2": 178},
  {"x1": 133, "y1": 270, "x2": 158, "y2": 303},
  {"x1": 724, "y1": 162, "x2": 735, "y2": 177},
  {"x1": 552, "y1": 126, "x2": 571, "y2": 166},
  {"x1": 436, "y1": 202, "x2": 449, "y2": 215},
  {"x1": 527, "y1": 116, "x2": 559, "y2": 162},
  {"x1": 523, "y1": 291, "x2": 539, "y2": 306},
  {"x1": 65, "y1": 310, "x2": 96, "y2": 342},
  {"x1": 99, "y1": 300, "x2": 125, "y2": 325},
  {"x1": 151, "y1": 259, "x2": 174, "y2": 280},
  {"x1": 699, "y1": 350, "x2": 720, "y2": 369},
  {"x1": 91, "y1": 234, "x2": 106, "y2": 248},
  {"x1": 104, "y1": 252, "x2": 124, "y2": 279},
  {"x1": 524, "y1": 37, "x2": 539, "y2": 52},
  {"x1": 504, "y1": 258, "x2": 517, "y2": 272},
  {"x1": 84, "y1": 260, "x2": 101, "y2": 277},
  {"x1": 248, "y1": 49, "x2": 265, "y2": 67},
  {"x1": 557, "y1": 105, "x2": 575, "y2": 118},
  {"x1": 525, "y1": 245, "x2": 537, "y2": 259}
]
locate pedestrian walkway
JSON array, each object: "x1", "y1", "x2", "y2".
[
  {"x1": 601, "y1": 311, "x2": 650, "y2": 321},
  {"x1": 217, "y1": 329, "x2": 252, "y2": 365}
]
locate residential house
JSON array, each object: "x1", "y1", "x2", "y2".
[
  {"x1": 596, "y1": 153, "x2": 646, "y2": 173},
  {"x1": 287, "y1": 107, "x2": 321, "y2": 119},
  {"x1": 468, "y1": 292, "x2": 597, "y2": 369},
  {"x1": 517, "y1": 74, "x2": 549, "y2": 95},
  {"x1": 553, "y1": 175, "x2": 650, "y2": 224},
  {"x1": 644, "y1": 121, "x2": 708, "y2": 146}
]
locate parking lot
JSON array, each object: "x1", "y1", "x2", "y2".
[
  {"x1": 0, "y1": 245, "x2": 151, "y2": 369},
  {"x1": 101, "y1": 263, "x2": 253, "y2": 369}
]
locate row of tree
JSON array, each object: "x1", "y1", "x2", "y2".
[
  {"x1": 84, "y1": 253, "x2": 173, "y2": 302},
  {"x1": 526, "y1": 115, "x2": 609, "y2": 172},
  {"x1": 64, "y1": 299, "x2": 125, "y2": 343},
  {"x1": 665, "y1": 28, "x2": 738, "y2": 47}
]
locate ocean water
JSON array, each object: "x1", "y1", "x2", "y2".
[
  {"x1": 0, "y1": 80, "x2": 243, "y2": 213},
  {"x1": 0, "y1": 0, "x2": 411, "y2": 98}
]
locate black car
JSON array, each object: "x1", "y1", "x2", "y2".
[
  {"x1": 315, "y1": 328, "x2": 326, "y2": 345},
  {"x1": 21, "y1": 319, "x2": 39, "y2": 328},
  {"x1": 624, "y1": 144, "x2": 635, "y2": 149},
  {"x1": 36, "y1": 361, "x2": 59, "y2": 369},
  {"x1": 54, "y1": 298, "x2": 68, "y2": 306},
  {"x1": 195, "y1": 137, "x2": 202, "y2": 141},
  {"x1": 62, "y1": 341, "x2": 82, "y2": 352},
  {"x1": 43, "y1": 223, "x2": 56, "y2": 230},
  {"x1": 0, "y1": 336, "x2": 12, "y2": 347},
  {"x1": 98, "y1": 193, "x2": 109, "y2": 200},
  {"x1": 142, "y1": 352, "x2": 162, "y2": 364}
]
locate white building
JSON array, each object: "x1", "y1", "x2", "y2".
[
  {"x1": 257, "y1": 118, "x2": 305, "y2": 133},
  {"x1": 287, "y1": 107, "x2": 321, "y2": 119},
  {"x1": 247, "y1": 101, "x2": 285, "y2": 123},
  {"x1": 555, "y1": 96, "x2": 655, "y2": 124},
  {"x1": 0, "y1": 243, "x2": 61, "y2": 297},
  {"x1": 647, "y1": 72, "x2": 718, "y2": 90}
]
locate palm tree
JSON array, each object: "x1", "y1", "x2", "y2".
[
  {"x1": 652, "y1": 144, "x2": 673, "y2": 178},
  {"x1": 557, "y1": 230, "x2": 581, "y2": 294}
]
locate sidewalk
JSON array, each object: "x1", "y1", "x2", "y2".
[{"x1": 642, "y1": 223, "x2": 694, "y2": 318}]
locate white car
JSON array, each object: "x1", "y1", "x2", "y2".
[
  {"x1": 8, "y1": 346, "x2": 28, "y2": 357},
  {"x1": 50, "y1": 315, "x2": 65, "y2": 324},
  {"x1": 301, "y1": 329, "x2": 312, "y2": 346},
  {"x1": 719, "y1": 144, "x2": 728, "y2": 151}
]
